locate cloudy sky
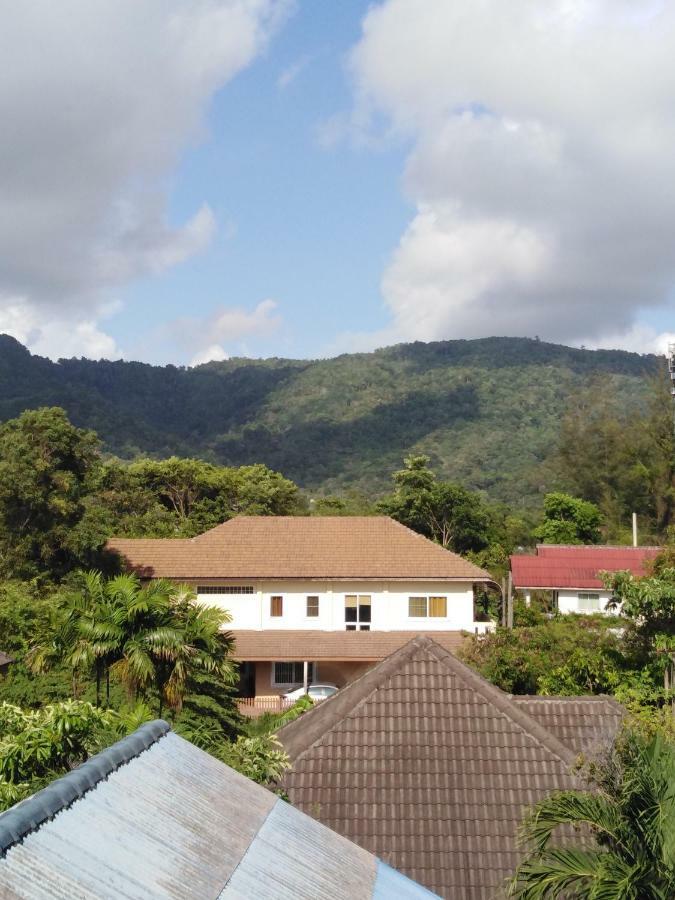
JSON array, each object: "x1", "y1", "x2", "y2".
[{"x1": 1, "y1": 0, "x2": 674, "y2": 365}]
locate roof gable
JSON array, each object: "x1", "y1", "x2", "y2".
[
  {"x1": 108, "y1": 516, "x2": 491, "y2": 582},
  {"x1": 278, "y1": 636, "x2": 593, "y2": 897}
]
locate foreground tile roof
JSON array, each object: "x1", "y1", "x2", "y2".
[
  {"x1": 510, "y1": 695, "x2": 624, "y2": 756},
  {"x1": 278, "y1": 636, "x2": 622, "y2": 899},
  {"x1": 510, "y1": 544, "x2": 660, "y2": 589},
  {"x1": 0, "y1": 721, "x2": 435, "y2": 899},
  {"x1": 231, "y1": 629, "x2": 467, "y2": 661},
  {"x1": 108, "y1": 516, "x2": 491, "y2": 581}
]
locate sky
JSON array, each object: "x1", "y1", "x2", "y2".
[{"x1": 1, "y1": 0, "x2": 675, "y2": 366}]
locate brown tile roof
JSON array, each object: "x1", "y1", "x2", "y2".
[
  {"x1": 278, "y1": 636, "x2": 618, "y2": 899},
  {"x1": 510, "y1": 695, "x2": 625, "y2": 756},
  {"x1": 108, "y1": 516, "x2": 491, "y2": 582},
  {"x1": 231, "y1": 630, "x2": 468, "y2": 661}
]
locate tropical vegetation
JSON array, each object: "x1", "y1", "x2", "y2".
[{"x1": 509, "y1": 733, "x2": 675, "y2": 899}]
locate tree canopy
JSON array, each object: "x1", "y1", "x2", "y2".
[
  {"x1": 534, "y1": 492, "x2": 602, "y2": 545},
  {"x1": 0, "y1": 408, "x2": 101, "y2": 578}
]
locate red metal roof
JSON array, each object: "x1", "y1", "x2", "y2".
[{"x1": 510, "y1": 545, "x2": 660, "y2": 589}]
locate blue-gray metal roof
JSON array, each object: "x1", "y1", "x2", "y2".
[{"x1": 0, "y1": 720, "x2": 436, "y2": 899}]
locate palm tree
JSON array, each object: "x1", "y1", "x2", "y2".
[
  {"x1": 29, "y1": 571, "x2": 122, "y2": 705},
  {"x1": 509, "y1": 734, "x2": 675, "y2": 899},
  {"x1": 31, "y1": 572, "x2": 234, "y2": 715}
]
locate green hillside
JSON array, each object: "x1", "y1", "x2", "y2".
[{"x1": 0, "y1": 334, "x2": 660, "y2": 507}]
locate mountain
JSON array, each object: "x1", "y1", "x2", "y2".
[{"x1": 0, "y1": 334, "x2": 660, "y2": 506}]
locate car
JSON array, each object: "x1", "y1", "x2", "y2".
[{"x1": 283, "y1": 683, "x2": 339, "y2": 705}]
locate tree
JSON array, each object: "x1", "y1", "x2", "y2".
[
  {"x1": 0, "y1": 408, "x2": 101, "y2": 577},
  {"x1": 557, "y1": 372, "x2": 675, "y2": 541},
  {"x1": 509, "y1": 733, "x2": 675, "y2": 899},
  {"x1": 379, "y1": 455, "x2": 491, "y2": 553},
  {"x1": 459, "y1": 615, "x2": 636, "y2": 696},
  {"x1": 86, "y1": 457, "x2": 302, "y2": 540},
  {"x1": 0, "y1": 699, "x2": 137, "y2": 811},
  {"x1": 604, "y1": 566, "x2": 675, "y2": 706},
  {"x1": 534, "y1": 493, "x2": 602, "y2": 545},
  {"x1": 30, "y1": 572, "x2": 237, "y2": 716}
]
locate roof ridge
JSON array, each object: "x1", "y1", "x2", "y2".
[
  {"x1": 279, "y1": 636, "x2": 577, "y2": 767},
  {"x1": 278, "y1": 636, "x2": 429, "y2": 761},
  {"x1": 0, "y1": 719, "x2": 170, "y2": 855},
  {"x1": 417, "y1": 640, "x2": 578, "y2": 766}
]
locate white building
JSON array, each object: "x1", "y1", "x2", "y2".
[
  {"x1": 510, "y1": 544, "x2": 660, "y2": 614},
  {"x1": 109, "y1": 516, "x2": 493, "y2": 700}
]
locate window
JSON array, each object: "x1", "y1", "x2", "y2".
[
  {"x1": 408, "y1": 595, "x2": 448, "y2": 618},
  {"x1": 408, "y1": 597, "x2": 427, "y2": 618},
  {"x1": 578, "y1": 592, "x2": 601, "y2": 612},
  {"x1": 345, "y1": 594, "x2": 371, "y2": 630},
  {"x1": 270, "y1": 595, "x2": 283, "y2": 617},
  {"x1": 429, "y1": 596, "x2": 447, "y2": 617},
  {"x1": 272, "y1": 662, "x2": 316, "y2": 687},
  {"x1": 306, "y1": 595, "x2": 319, "y2": 617},
  {"x1": 197, "y1": 585, "x2": 254, "y2": 595}
]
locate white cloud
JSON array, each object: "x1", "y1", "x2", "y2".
[
  {"x1": 277, "y1": 54, "x2": 312, "y2": 90},
  {"x1": 170, "y1": 298, "x2": 282, "y2": 363},
  {"x1": 190, "y1": 344, "x2": 230, "y2": 366},
  {"x1": 341, "y1": 0, "x2": 675, "y2": 351},
  {"x1": 0, "y1": 1, "x2": 293, "y2": 359},
  {"x1": 0, "y1": 296, "x2": 122, "y2": 360}
]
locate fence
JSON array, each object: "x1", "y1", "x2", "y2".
[{"x1": 237, "y1": 696, "x2": 291, "y2": 717}]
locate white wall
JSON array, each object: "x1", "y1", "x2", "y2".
[
  {"x1": 195, "y1": 580, "x2": 483, "y2": 631},
  {"x1": 557, "y1": 590, "x2": 615, "y2": 615}
]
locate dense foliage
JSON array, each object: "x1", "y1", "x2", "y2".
[
  {"x1": 0, "y1": 408, "x2": 101, "y2": 578},
  {"x1": 510, "y1": 733, "x2": 675, "y2": 899},
  {"x1": 30, "y1": 572, "x2": 237, "y2": 717},
  {"x1": 459, "y1": 613, "x2": 657, "y2": 698},
  {"x1": 557, "y1": 373, "x2": 675, "y2": 542},
  {"x1": 0, "y1": 700, "x2": 143, "y2": 810},
  {"x1": 534, "y1": 493, "x2": 602, "y2": 545},
  {"x1": 0, "y1": 333, "x2": 658, "y2": 508}
]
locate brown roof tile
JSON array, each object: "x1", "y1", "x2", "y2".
[
  {"x1": 510, "y1": 695, "x2": 624, "y2": 757},
  {"x1": 231, "y1": 630, "x2": 468, "y2": 661},
  {"x1": 278, "y1": 636, "x2": 619, "y2": 899},
  {"x1": 108, "y1": 516, "x2": 491, "y2": 582}
]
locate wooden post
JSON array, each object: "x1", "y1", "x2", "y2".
[
  {"x1": 507, "y1": 572, "x2": 514, "y2": 630},
  {"x1": 501, "y1": 577, "x2": 507, "y2": 627}
]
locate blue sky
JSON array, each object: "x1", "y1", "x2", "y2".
[
  {"x1": 113, "y1": 1, "x2": 413, "y2": 364},
  {"x1": 1, "y1": 1, "x2": 674, "y2": 364}
]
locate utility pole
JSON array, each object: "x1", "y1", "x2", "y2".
[{"x1": 506, "y1": 571, "x2": 514, "y2": 630}]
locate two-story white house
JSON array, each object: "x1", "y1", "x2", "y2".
[{"x1": 109, "y1": 516, "x2": 493, "y2": 705}]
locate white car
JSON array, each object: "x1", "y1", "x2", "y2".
[{"x1": 283, "y1": 683, "x2": 339, "y2": 705}]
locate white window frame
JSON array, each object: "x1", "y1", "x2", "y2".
[
  {"x1": 578, "y1": 592, "x2": 601, "y2": 612},
  {"x1": 271, "y1": 661, "x2": 317, "y2": 688},
  {"x1": 306, "y1": 595, "x2": 320, "y2": 618},
  {"x1": 408, "y1": 595, "x2": 448, "y2": 618}
]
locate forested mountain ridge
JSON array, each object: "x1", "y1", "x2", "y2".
[{"x1": 0, "y1": 333, "x2": 660, "y2": 506}]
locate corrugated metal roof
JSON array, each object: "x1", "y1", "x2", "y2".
[
  {"x1": 510, "y1": 545, "x2": 659, "y2": 589},
  {"x1": 0, "y1": 722, "x2": 436, "y2": 899}
]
